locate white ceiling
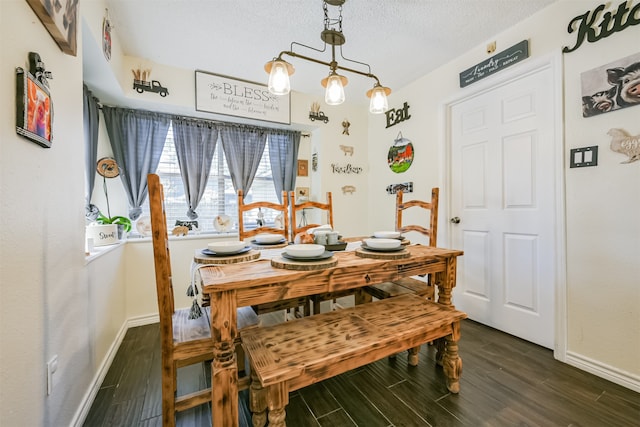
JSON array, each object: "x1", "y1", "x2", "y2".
[{"x1": 86, "y1": 0, "x2": 557, "y2": 112}]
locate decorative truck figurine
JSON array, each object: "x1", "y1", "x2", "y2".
[
  {"x1": 131, "y1": 68, "x2": 169, "y2": 97},
  {"x1": 133, "y1": 79, "x2": 169, "y2": 97}
]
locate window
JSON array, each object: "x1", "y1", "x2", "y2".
[{"x1": 141, "y1": 124, "x2": 280, "y2": 233}]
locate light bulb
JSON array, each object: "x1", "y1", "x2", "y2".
[
  {"x1": 324, "y1": 73, "x2": 346, "y2": 105},
  {"x1": 368, "y1": 85, "x2": 390, "y2": 114},
  {"x1": 267, "y1": 60, "x2": 291, "y2": 95}
]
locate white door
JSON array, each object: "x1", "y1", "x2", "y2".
[{"x1": 449, "y1": 62, "x2": 557, "y2": 349}]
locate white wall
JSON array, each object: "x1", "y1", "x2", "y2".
[{"x1": 367, "y1": 0, "x2": 640, "y2": 384}]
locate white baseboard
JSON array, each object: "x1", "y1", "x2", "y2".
[
  {"x1": 70, "y1": 314, "x2": 160, "y2": 427},
  {"x1": 565, "y1": 351, "x2": 640, "y2": 393}
]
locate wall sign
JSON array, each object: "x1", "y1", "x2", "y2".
[
  {"x1": 385, "y1": 102, "x2": 411, "y2": 128},
  {"x1": 330, "y1": 163, "x2": 363, "y2": 174},
  {"x1": 195, "y1": 70, "x2": 290, "y2": 124},
  {"x1": 563, "y1": 1, "x2": 640, "y2": 53},
  {"x1": 387, "y1": 133, "x2": 414, "y2": 174},
  {"x1": 459, "y1": 40, "x2": 529, "y2": 88}
]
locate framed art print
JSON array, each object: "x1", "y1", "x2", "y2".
[
  {"x1": 16, "y1": 67, "x2": 53, "y2": 148},
  {"x1": 26, "y1": 0, "x2": 79, "y2": 56}
]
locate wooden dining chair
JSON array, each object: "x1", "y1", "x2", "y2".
[
  {"x1": 148, "y1": 174, "x2": 258, "y2": 426},
  {"x1": 237, "y1": 189, "x2": 290, "y2": 242},
  {"x1": 364, "y1": 187, "x2": 439, "y2": 301},
  {"x1": 290, "y1": 191, "x2": 358, "y2": 314},
  {"x1": 290, "y1": 191, "x2": 334, "y2": 237},
  {"x1": 237, "y1": 189, "x2": 309, "y2": 319}
]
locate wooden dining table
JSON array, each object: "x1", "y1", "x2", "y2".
[{"x1": 198, "y1": 243, "x2": 463, "y2": 427}]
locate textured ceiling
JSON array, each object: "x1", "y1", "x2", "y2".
[{"x1": 88, "y1": 0, "x2": 557, "y2": 110}]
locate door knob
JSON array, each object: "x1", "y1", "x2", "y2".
[{"x1": 450, "y1": 217, "x2": 461, "y2": 224}]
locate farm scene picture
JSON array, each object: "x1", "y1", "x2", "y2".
[{"x1": 387, "y1": 135, "x2": 414, "y2": 173}]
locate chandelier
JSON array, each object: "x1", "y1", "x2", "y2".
[{"x1": 264, "y1": 0, "x2": 391, "y2": 114}]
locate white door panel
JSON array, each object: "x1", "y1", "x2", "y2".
[{"x1": 450, "y1": 65, "x2": 556, "y2": 349}]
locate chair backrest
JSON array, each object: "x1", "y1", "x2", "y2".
[
  {"x1": 395, "y1": 187, "x2": 439, "y2": 247},
  {"x1": 147, "y1": 173, "x2": 176, "y2": 349},
  {"x1": 237, "y1": 189, "x2": 290, "y2": 241},
  {"x1": 290, "y1": 191, "x2": 334, "y2": 237}
]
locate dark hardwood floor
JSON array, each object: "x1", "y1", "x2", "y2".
[{"x1": 84, "y1": 310, "x2": 639, "y2": 427}]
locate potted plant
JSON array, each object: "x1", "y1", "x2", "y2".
[{"x1": 96, "y1": 213, "x2": 132, "y2": 239}]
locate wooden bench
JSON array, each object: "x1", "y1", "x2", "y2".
[{"x1": 241, "y1": 294, "x2": 467, "y2": 427}]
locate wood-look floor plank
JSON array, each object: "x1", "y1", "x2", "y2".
[
  {"x1": 317, "y1": 408, "x2": 358, "y2": 427},
  {"x1": 324, "y1": 373, "x2": 391, "y2": 427},
  {"x1": 298, "y1": 382, "x2": 341, "y2": 418},
  {"x1": 85, "y1": 319, "x2": 640, "y2": 427},
  {"x1": 348, "y1": 369, "x2": 431, "y2": 426},
  {"x1": 282, "y1": 393, "x2": 321, "y2": 427}
]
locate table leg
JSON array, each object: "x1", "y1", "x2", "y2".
[
  {"x1": 249, "y1": 370, "x2": 267, "y2": 427},
  {"x1": 211, "y1": 290, "x2": 239, "y2": 427},
  {"x1": 436, "y1": 257, "x2": 457, "y2": 308}
]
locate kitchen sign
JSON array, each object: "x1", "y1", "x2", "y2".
[
  {"x1": 459, "y1": 40, "x2": 529, "y2": 88},
  {"x1": 563, "y1": 1, "x2": 640, "y2": 53},
  {"x1": 195, "y1": 70, "x2": 290, "y2": 124}
]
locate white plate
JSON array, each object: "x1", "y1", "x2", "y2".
[
  {"x1": 207, "y1": 240, "x2": 246, "y2": 254},
  {"x1": 363, "y1": 238, "x2": 401, "y2": 249},
  {"x1": 285, "y1": 244, "x2": 325, "y2": 258},
  {"x1": 255, "y1": 233, "x2": 284, "y2": 244},
  {"x1": 136, "y1": 215, "x2": 152, "y2": 236},
  {"x1": 373, "y1": 230, "x2": 401, "y2": 239},
  {"x1": 213, "y1": 214, "x2": 232, "y2": 232}
]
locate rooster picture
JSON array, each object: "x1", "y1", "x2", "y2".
[{"x1": 607, "y1": 128, "x2": 640, "y2": 164}]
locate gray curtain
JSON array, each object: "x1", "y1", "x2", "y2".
[
  {"x1": 83, "y1": 84, "x2": 100, "y2": 221},
  {"x1": 173, "y1": 118, "x2": 219, "y2": 219},
  {"x1": 220, "y1": 125, "x2": 267, "y2": 199},
  {"x1": 268, "y1": 129, "x2": 301, "y2": 203},
  {"x1": 102, "y1": 106, "x2": 171, "y2": 220}
]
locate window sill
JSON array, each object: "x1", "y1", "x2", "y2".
[{"x1": 84, "y1": 240, "x2": 125, "y2": 264}]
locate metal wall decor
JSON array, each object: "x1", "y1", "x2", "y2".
[
  {"x1": 132, "y1": 68, "x2": 169, "y2": 97},
  {"x1": 385, "y1": 102, "x2": 411, "y2": 128},
  {"x1": 341, "y1": 185, "x2": 356, "y2": 194},
  {"x1": 309, "y1": 101, "x2": 329, "y2": 123},
  {"x1": 312, "y1": 152, "x2": 319, "y2": 171},
  {"x1": 459, "y1": 40, "x2": 529, "y2": 88},
  {"x1": 563, "y1": 1, "x2": 640, "y2": 53},
  {"x1": 342, "y1": 119, "x2": 351, "y2": 135},
  {"x1": 386, "y1": 182, "x2": 414, "y2": 195},
  {"x1": 608, "y1": 128, "x2": 640, "y2": 163},
  {"x1": 330, "y1": 163, "x2": 363, "y2": 174},
  {"x1": 339, "y1": 145, "x2": 354, "y2": 156}
]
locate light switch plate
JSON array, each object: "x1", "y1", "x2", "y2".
[{"x1": 570, "y1": 146, "x2": 598, "y2": 168}]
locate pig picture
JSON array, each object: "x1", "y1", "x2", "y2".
[
  {"x1": 580, "y1": 52, "x2": 640, "y2": 117},
  {"x1": 607, "y1": 61, "x2": 640, "y2": 108}
]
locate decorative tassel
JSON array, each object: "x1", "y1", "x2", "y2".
[
  {"x1": 186, "y1": 282, "x2": 199, "y2": 297},
  {"x1": 188, "y1": 299, "x2": 203, "y2": 319}
]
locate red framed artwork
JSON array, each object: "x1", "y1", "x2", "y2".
[{"x1": 16, "y1": 68, "x2": 53, "y2": 148}]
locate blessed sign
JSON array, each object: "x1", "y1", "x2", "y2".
[
  {"x1": 195, "y1": 71, "x2": 290, "y2": 124},
  {"x1": 459, "y1": 40, "x2": 529, "y2": 88}
]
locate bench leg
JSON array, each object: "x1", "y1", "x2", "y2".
[
  {"x1": 442, "y1": 322, "x2": 463, "y2": 394},
  {"x1": 250, "y1": 371, "x2": 267, "y2": 427},
  {"x1": 267, "y1": 382, "x2": 288, "y2": 427}
]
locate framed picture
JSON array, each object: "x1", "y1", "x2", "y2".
[
  {"x1": 16, "y1": 68, "x2": 53, "y2": 148},
  {"x1": 25, "y1": 0, "x2": 79, "y2": 56},
  {"x1": 297, "y1": 159, "x2": 309, "y2": 177},
  {"x1": 581, "y1": 51, "x2": 640, "y2": 117},
  {"x1": 295, "y1": 187, "x2": 310, "y2": 202},
  {"x1": 195, "y1": 70, "x2": 290, "y2": 124}
]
